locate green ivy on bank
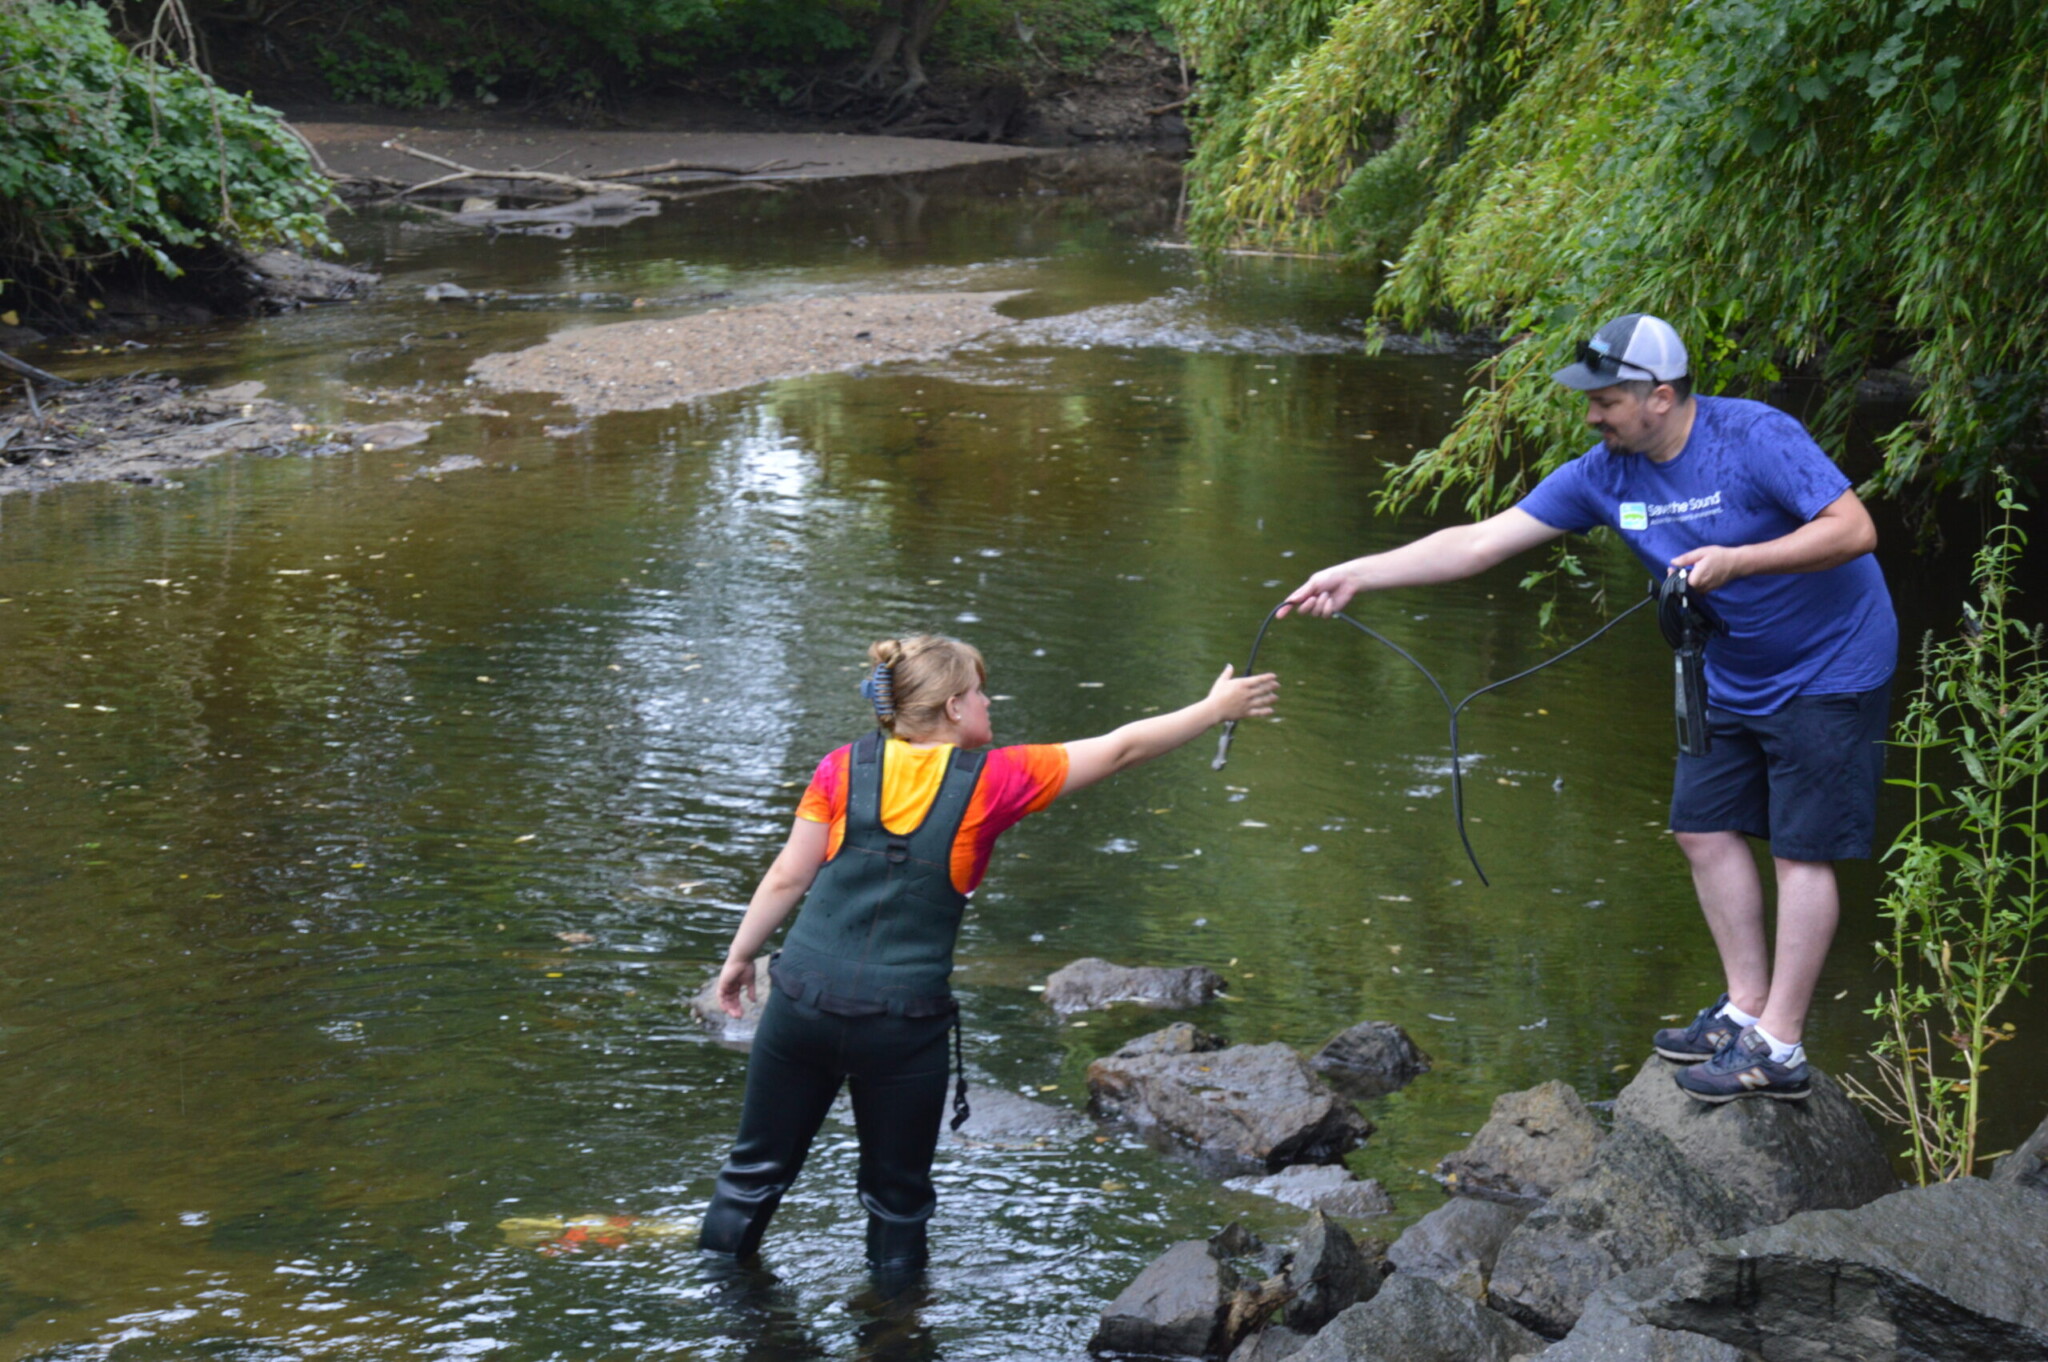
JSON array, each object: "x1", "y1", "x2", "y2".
[{"x1": 0, "y1": 1, "x2": 337, "y2": 319}]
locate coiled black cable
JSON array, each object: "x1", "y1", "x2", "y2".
[{"x1": 1213, "y1": 589, "x2": 1658, "y2": 886}]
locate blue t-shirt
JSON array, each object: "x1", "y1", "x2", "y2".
[{"x1": 1517, "y1": 396, "x2": 1897, "y2": 715}]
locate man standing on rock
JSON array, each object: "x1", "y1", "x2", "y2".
[{"x1": 1283, "y1": 314, "x2": 1897, "y2": 1102}]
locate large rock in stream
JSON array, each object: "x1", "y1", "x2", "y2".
[
  {"x1": 1437, "y1": 1079, "x2": 1606, "y2": 1203},
  {"x1": 1043, "y1": 958, "x2": 1227, "y2": 1015},
  {"x1": 1091, "y1": 1238, "x2": 1243, "y2": 1359},
  {"x1": 1610, "y1": 1053, "x2": 1895, "y2": 1223},
  {"x1": 1288, "y1": 1274, "x2": 1549, "y2": 1362},
  {"x1": 1386, "y1": 1196, "x2": 1531, "y2": 1301},
  {"x1": 1639, "y1": 1176, "x2": 2048, "y2": 1360},
  {"x1": 1310, "y1": 1020, "x2": 1431, "y2": 1098},
  {"x1": 1485, "y1": 1057, "x2": 1898, "y2": 1338},
  {"x1": 1087, "y1": 1026, "x2": 1374, "y2": 1171}
]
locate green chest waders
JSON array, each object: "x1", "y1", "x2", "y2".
[
  {"x1": 702, "y1": 733, "x2": 985, "y2": 1270},
  {"x1": 773, "y1": 731, "x2": 985, "y2": 1132},
  {"x1": 774, "y1": 731, "x2": 986, "y2": 1035}
]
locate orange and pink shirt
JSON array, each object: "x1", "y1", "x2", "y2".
[{"x1": 795, "y1": 739, "x2": 1070, "y2": 894}]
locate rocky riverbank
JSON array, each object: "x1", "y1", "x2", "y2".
[
  {"x1": 1088, "y1": 1043, "x2": 2048, "y2": 1361},
  {"x1": 687, "y1": 953, "x2": 2048, "y2": 1360},
  {"x1": 0, "y1": 376, "x2": 455, "y2": 498}
]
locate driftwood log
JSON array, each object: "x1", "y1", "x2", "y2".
[
  {"x1": 378, "y1": 141, "x2": 816, "y2": 202},
  {"x1": 1, "y1": 351, "x2": 72, "y2": 389}
]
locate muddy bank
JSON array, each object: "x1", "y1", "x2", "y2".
[
  {"x1": 0, "y1": 377, "x2": 416, "y2": 497},
  {"x1": 0, "y1": 378, "x2": 314, "y2": 496},
  {"x1": 471, "y1": 291, "x2": 1023, "y2": 415}
]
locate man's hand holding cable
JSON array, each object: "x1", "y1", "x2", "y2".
[
  {"x1": 1280, "y1": 561, "x2": 1369, "y2": 618},
  {"x1": 1667, "y1": 544, "x2": 1749, "y2": 593},
  {"x1": 1668, "y1": 489, "x2": 1878, "y2": 594}
]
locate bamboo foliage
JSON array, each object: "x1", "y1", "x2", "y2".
[{"x1": 1167, "y1": 0, "x2": 2048, "y2": 515}]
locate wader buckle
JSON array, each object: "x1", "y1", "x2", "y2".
[{"x1": 884, "y1": 841, "x2": 911, "y2": 865}]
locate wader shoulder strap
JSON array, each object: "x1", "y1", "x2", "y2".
[
  {"x1": 843, "y1": 734, "x2": 987, "y2": 859},
  {"x1": 847, "y1": 729, "x2": 887, "y2": 834}
]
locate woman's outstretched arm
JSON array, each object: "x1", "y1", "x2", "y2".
[
  {"x1": 1061, "y1": 664, "x2": 1278, "y2": 794},
  {"x1": 717, "y1": 816, "x2": 831, "y2": 1017}
]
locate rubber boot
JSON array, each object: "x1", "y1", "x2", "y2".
[
  {"x1": 863, "y1": 1206, "x2": 929, "y2": 1292},
  {"x1": 699, "y1": 1163, "x2": 790, "y2": 1260}
]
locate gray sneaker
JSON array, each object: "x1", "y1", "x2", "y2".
[
  {"x1": 1674, "y1": 1027, "x2": 1812, "y2": 1103},
  {"x1": 1651, "y1": 993, "x2": 1741, "y2": 1063}
]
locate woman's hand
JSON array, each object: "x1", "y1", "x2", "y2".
[
  {"x1": 1207, "y1": 663, "x2": 1280, "y2": 720},
  {"x1": 717, "y1": 955, "x2": 758, "y2": 1019},
  {"x1": 1063, "y1": 664, "x2": 1280, "y2": 793}
]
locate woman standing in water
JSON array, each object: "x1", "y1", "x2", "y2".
[{"x1": 701, "y1": 634, "x2": 1277, "y2": 1278}]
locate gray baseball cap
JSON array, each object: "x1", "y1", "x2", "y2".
[{"x1": 1552, "y1": 313, "x2": 1689, "y2": 390}]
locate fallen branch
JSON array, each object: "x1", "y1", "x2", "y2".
[
  {"x1": 593, "y1": 156, "x2": 814, "y2": 180},
  {"x1": 1146, "y1": 97, "x2": 1189, "y2": 116},
  {"x1": 382, "y1": 142, "x2": 816, "y2": 201},
  {"x1": 384, "y1": 140, "x2": 619, "y2": 197},
  {"x1": 1, "y1": 350, "x2": 74, "y2": 389}
]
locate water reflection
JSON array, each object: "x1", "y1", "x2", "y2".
[{"x1": 0, "y1": 150, "x2": 2039, "y2": 1360}]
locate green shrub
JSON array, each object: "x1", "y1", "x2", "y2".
[
  {"x1": 0, "y1": 1, "x2": 336, "y2": 311},
  {"x1": 297, "y1": 0, "x2": 872, "y2": 109},
  {"x1": 937, "y1": 0, "x2": 1168, "y2": 78},
  {"x1": 1848, "y1": 477, "x2": 2048, "y2": 1181}
]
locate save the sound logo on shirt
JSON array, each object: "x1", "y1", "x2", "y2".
[{"x1": 1619, "y1": 502, "x2": 1649, "y2": 531}]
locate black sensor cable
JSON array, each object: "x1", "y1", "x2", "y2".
[{"x1": 1214, "y1": 589, "x2": 1659, "y2": 886}]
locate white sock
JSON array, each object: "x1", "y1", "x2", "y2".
[
  {"x1": 1752, "y1": 1024, "x2": 1804, "y2": 1066},
  {"x1": 1717, "y1": 1000, "x2": 1761, "y2": 1029}
]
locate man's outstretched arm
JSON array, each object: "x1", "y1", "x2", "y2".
[{"x1": 1280, "y1": 508, "x2": 1568, "y2": 617}]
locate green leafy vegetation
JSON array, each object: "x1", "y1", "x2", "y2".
[
  {"x1": 203, "y1": 0, "x2": 1166, "y2": 112},
  {"x1": 941, "y1": 0, "x2": 1166, "y2": 77},
  {"x1": 1847, "y1": 479, "x2": 2047, "y2": 1182},
  {"x1": 1161, "y1": 0, "x2": 2048, "y2": 515},
  {"x1": 291, "y1": 0, "x2": 868, "y2": 109},
  {"x1": 0, "y1": 0, "x2": 336, "y2": 323}
]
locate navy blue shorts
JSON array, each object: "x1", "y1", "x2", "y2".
[{"x1": 1669, "y1": 682, "x2": 1892, "y2": 861}]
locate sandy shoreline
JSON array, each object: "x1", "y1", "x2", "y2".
[{"x1": 294, "y1": 120, "x2": 1041, "y2": 188}]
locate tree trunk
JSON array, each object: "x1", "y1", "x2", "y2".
[
  {"x1": 857, "y1": 11, "x2": 905, "y2": 88},
  {"x1": 883, "y1": 0, "x2": 952, "y2": 107}
]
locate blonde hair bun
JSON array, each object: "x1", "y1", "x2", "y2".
[{"x1": 860, "y1": 634, "x2": 986, "y2": 738}]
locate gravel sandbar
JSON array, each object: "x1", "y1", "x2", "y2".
[{"x1": 471, "y1": 292, "x2": 1022, "y2": 414}]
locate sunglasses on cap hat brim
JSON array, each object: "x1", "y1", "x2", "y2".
[{"x1": 1573, "y1": 338, "x2": 1677, "y2": 385}]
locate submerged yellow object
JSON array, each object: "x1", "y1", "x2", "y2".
[{"x1": 498, "y1": 1213, "x2": 701, "y2": 1253}]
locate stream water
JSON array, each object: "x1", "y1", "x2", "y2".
[{"x1": 1, "y1": 150, "x2": 2040, "y2": 1361}]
